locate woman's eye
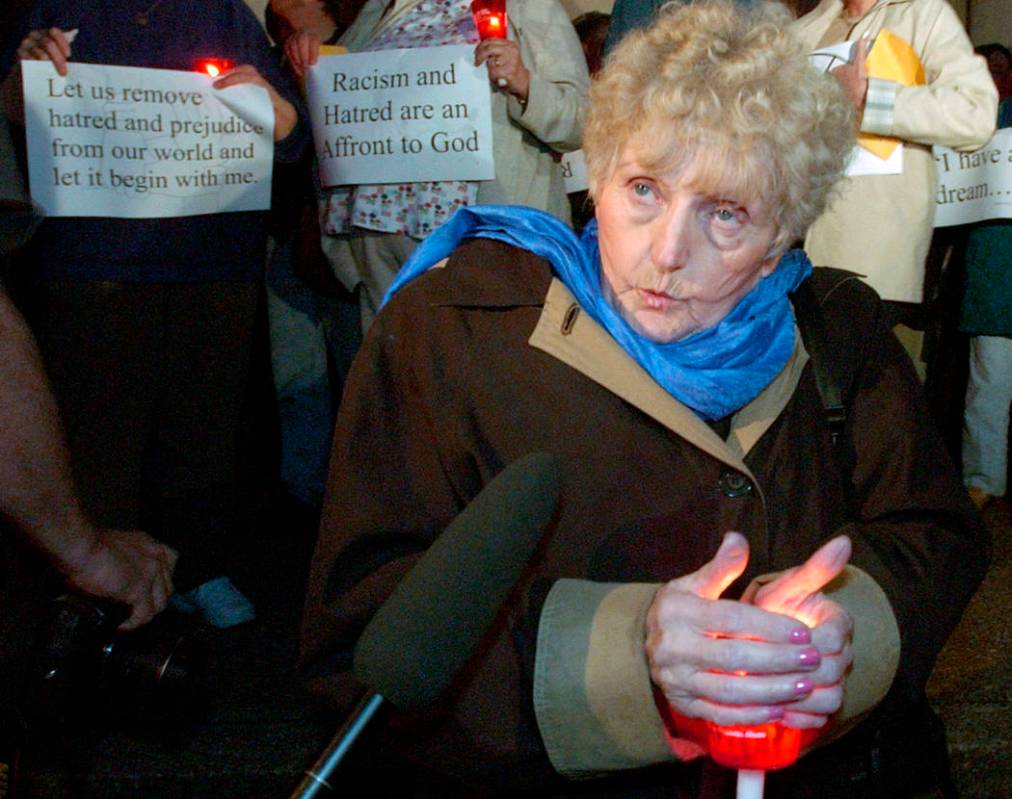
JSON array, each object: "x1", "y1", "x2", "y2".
[
  {"x1": 712, "y1": 204, "x2": 746, "y2": 226},
  {"x1": 632, "y1": 182, "x2": 654, "y2": 199}
]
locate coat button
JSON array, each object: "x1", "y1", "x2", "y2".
[{"x1": 719, "y1": 470, "x2": 753, "y2": 498}]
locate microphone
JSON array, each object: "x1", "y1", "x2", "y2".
[{"x1": 291, "y1": 451, "x2": 561, "y2": 798}]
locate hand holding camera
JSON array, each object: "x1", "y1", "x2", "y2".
[{"x1": 62, "y1": 527, "x2": 177, "y2": 631}]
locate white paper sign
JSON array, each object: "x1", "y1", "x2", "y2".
[
  {"x1": 306, "y1": 45, "x2": 495, "y2": 187},
  {"x1": 934, "y1": 129, "x2": 1012, "y2": 227},
  {"x1": 22, "y1": 61, "x2": 274, "y2": 218},
  {"x1": 561, "y1": 149, "x2": 588, "y2": 194}
]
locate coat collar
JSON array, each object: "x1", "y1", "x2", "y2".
[
  {"x1": 528, "y1": 279, "x2": 810, "y2": 474},
  {"x1": 426, "y1": 239, "x2": 810, "y2": 471}
]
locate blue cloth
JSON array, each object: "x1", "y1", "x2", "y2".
[
  {"x1": 3, "y1": 0, "x2": 309, "y2": 283},
  {"x1": 383, "y1": 205, "x2": 811, "y2": 420}
]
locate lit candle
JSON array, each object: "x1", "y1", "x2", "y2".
[
  {"x1": 470, "y1": 0, "x2": 507, "y2": 41},
  {"x1": 193, "y1": 59, "x2": 234, "y2": 77}
]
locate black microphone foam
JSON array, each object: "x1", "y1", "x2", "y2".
[{"x1": 352, "y1": 451, "x2": 560, "y2": 710}]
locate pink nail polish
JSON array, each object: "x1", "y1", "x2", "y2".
[
  {"x1": 767, "y1": 706, "x2": 785, "y2": 721},
  {"x1": 790, "y1": 627, "x2": 811, "y2": 644},
  {"x1": 795, "y1": 678, "x2": 813, "y2": 695},
  {"x1": 799, "y1": 647, "x2": 821, "y2": 666}
]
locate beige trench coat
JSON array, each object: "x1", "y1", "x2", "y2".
[{"x1": 793, "y1": 0, "x2": 996, "y2": 303}]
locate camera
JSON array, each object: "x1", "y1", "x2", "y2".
[{"x1": 21, "y1": 594, "x2": 206, "y2": 731}]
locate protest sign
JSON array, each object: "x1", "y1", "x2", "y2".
[
  {"x1": 561, "y1": 149, "x2": 588, "y2": 195},
  {"x1": 22, "y1": 60, "x2": 274, "y2": 218},
  {"x1": 306, "y1": 45, "x2": 495, "y2": 186},
  {"x1": 934, "y1": 129, "x2": 1012, "y2": 227}
]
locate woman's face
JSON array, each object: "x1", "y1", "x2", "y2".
[{"x1": 595, "y1": 145, "x2": 780, "y2": 344}]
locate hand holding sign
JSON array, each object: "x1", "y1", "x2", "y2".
[
  {"x1": 283, "y1": 30, "x2": 323, "y2": 78},
  {"x1": 2, "y1": 27, "x2": 76, "y2": 125},
  {"x1": 213, "y1": 64, "x2": 297, "y2": 141},
  {"x1": 17, "y1": 27, "x2": 74, "y2": 76}
]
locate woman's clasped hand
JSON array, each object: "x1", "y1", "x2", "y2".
[{"x1": 647, "y1": 533, "x2": 853, "y2": 730}]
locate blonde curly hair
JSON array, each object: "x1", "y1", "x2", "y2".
[{"x1": 583, "y1": 0, "x2": 854, "y2": 251}]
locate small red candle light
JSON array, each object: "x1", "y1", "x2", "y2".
[
  {"x1": 471, "y1": 0, "x2": 507, "y2": 40},
  {"x1": 194, "y1": 58, "x2": 234, "y2": 77}
]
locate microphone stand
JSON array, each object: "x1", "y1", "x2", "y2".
[{"x1": 290, "y1": 690, "x2": 384, "y2": 798}]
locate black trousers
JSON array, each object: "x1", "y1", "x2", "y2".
[{"x1": 34, "y1": 280, "x2": 259, "y2": 590}]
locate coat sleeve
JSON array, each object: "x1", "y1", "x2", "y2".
[
  {"x1": 507, "y1": 0, "x2": 589, "y2": 152},
  {"x1": 860, "y1": 0, "x2": 997, "y2": 150}
]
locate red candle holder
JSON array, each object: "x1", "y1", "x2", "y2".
[
  {"x1": 668, "y1": 711, "x2": 822, "y2": 771},
  {"x1": 471, "y1": 0, "x2": 507, "y2": 40}
]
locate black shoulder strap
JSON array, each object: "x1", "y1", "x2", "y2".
[{"x1": 790, "y1": 278, "x2": 847, "y2": 447}]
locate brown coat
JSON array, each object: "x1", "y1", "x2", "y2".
[{"x1": 301, "y1": 239, "x2": 988, "y2": 796}]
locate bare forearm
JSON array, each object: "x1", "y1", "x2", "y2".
[{"x1": 0, "y1": 288, "x2": 99, "y2": 572}]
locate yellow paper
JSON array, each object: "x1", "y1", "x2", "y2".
[{"x1": 859, "y1": 29, "x2": 925, "y2": 159}]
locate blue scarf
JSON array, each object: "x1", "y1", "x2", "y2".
[{"x1": 383, "y1": 205, "x2": 811, "y2": 420}]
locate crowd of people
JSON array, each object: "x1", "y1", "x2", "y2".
[{"x1": 0, "y1": 0, "x2": 1006, "y2": 797}]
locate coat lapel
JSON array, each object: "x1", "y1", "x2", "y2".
[{"x1": 528, "y1": 279, "x2": 810, "y2": 472}]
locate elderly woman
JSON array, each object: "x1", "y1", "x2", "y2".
[
  {"x1": 275, "y1": 0, "x2": 588, "y2": 330},
  {"x1": 301, "y1": 2, "x2": 988, "y2": 796}
]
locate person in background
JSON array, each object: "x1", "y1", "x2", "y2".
[
  {"x1": 603, "y1": 0, "x2": 666, "y2": 54},
  {"x1": 266, "y1": 0, "x2": 367, "y2": 50},
  {"x1": 1, "y1": 0, "x2": 309, "y2": 628},
  {"x1": 960, "y1": 90, "x2": 1011, "y2": 510},
  {"x1": 301, "y1": 3, "x2": 988, "y2": 795},
  {"x1": 977, "y1": 42, "x2": 1011, "y2": 100},
  {"x1": 0, "y1": 279, "x2": 179, "y2": 772},
  {"x1": 277, "y1": 0, "x2": 589, "y2": 332},
  {"x1": 573, "y1": 10, "x2": 611, "y2": 76},
  {"x1": 604, "y1": 0, "x2": 766, "y2": 54},
  {"x1": 568, "y1": 11, "x2": 611, "y2": 231},
  {"x1": 792, "y1": 0, "x2": 996, "y2": 338},
  {"x1": 262, "y1": 0, "x2": 363, "y2": 510}
]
